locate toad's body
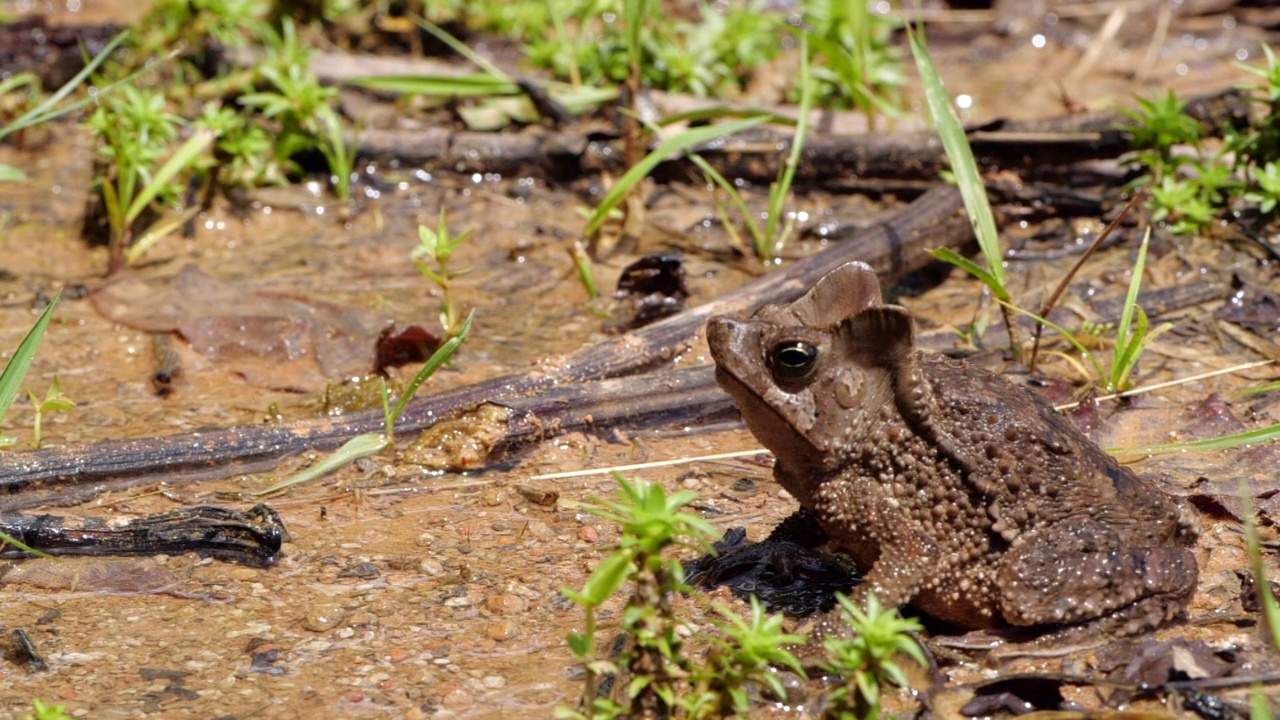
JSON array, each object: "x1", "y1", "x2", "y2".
[{"x1": 706, "y1": 262, "x2": 1198, "y2": 633}]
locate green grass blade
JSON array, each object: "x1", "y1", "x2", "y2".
[
  {"x1": 0, "y1": 529, "x2": 56, "y2": 559},
  {"x1": 1112, "y1": 423, "x2": 1280, "y2": 456},
  {"x1": 411, "y1": 16, "x2": 511, "y2": 82},
  {"x1": 908, "y1": 25, "x2": 1003, "y2": 287},
  {"x1": 763, "y1": 34, "x2": 812, "y2": 258},
  {"x1": 124, "y1": 127, "x2": 217, "y2": 224},
  {"x1": 0, "y1": 164, "x2": 27, "y2": 182},
  {"x1": 1115, "y1": 229, "x2": 1151, "y2": 363},
  {"x1": 657, "y1": 105, "x2": 793, "y2": 128},
  {"x1": 0, "y1": 293, "x2": 60, "y2": 423},
  {"x1": 347, "y1": 74, "x2": 518, "y2": 97},
  {"x1": 0, "y1": 30, "x2": 129, "y2": 141},
  {"x1": 585, "y1": 116, "x2": 769, "y2": 237},
  {"x1": 1242, "y1": 380, "x2": 1280, "y2": 396},
  {"x1": 930, "y1": 247, "x2": 1008, "y2": 300},
  {"x1": 688, "y1": 153, "x2": 764, "y2": 251},
  {"x1": 250, "y1": 432, "x2": 390, "y2": 496},
  {"x1": 388, "y1": 309, "x2": 474, "y2": 430}
]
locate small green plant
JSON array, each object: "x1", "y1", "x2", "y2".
[
  {"x1": 1242, "y1": 160, "x2": 1280, "y2": 214},
  {"x1": 559, "y1": 474, "x2": 719, "y2": 718},
  {"x1": 694, "y1": 597, "x2": 807, "y2": 716},
  {"x1": 238, "y1": 19, "x2": 354, "y2": 200},
  {"x1": 560, "y1": 476, "x2": 817, "y2": 719},
  {"x1": 803, "y1": 0, "x2": 905, "y2": 118},
  {"x1": 26, "y1": 375, "x2": 75, "y2": 450},
  {"x1": 1118, "y1": 47, "x2": 1280, "y2": 233},
  {"x1": 24, "y1": 699, "x2": 73, "y2": 720},
  {"x1": 651, "y1": 36, "x2": 814, "y2": 262},
  {"x1": 821, "y1": 593, "x2": 927, "y2": 720},
  {"x1": 250, "y1": 311, "x2": 473, "y2": 497},
  {"x1": 85, "y1": 84, "x2": 217, "y2": 272},
  {"x1": 584, "y1": 116, "x2": 769, "y2": 240},
  {"x1": 413, "y1": 210, "x2": 475, "y2": 338},
  {"x1": 1104, "y1": 230, "x2": 1169, "y2": 392},
  {"x1": 0, "y1": 294, "x2": 62, "y2": 558}
]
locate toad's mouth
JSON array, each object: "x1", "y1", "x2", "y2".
[{"x1": 713, "y1": 365, "x2": 821, "y2": 462}]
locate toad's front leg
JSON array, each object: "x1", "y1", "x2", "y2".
[
  {"x1": 997, "y1": 518, "x2": 1198, "y2": 635},
  {"x1": 808, "y1": 475, "x2": 936, "y2": 632}
]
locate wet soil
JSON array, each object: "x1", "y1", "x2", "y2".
[{"x1": 2, "y1": 2, "x2": 1280, "y2": 718}]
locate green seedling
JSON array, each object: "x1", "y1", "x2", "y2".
[
  {"x1": 667, "y1": 34, "x2": 812, "y2": 262},
  {"x1": 999, "y1": 252, "x2": 1171, "y2": 397},
  {"x1": 697, "y1": 596, "x2": 807, "y2": 716},
  {"x1": 250, "y1": 311, "x2": 473, "y2": 497},
  {"x1": 0, "y1": 293, "x2": 61, "y2": 558},
  {"x1": 804, "y1": 0, "x2": 904, "y2": 119},
  {"x1": 86, "y1": 84, "x2": 217, "y2": 272},
  {"x1": 1117, "y1": 49, "x2": 1280, "y2": 234},
  {"x1": 1243, "y1": 160, "x2": 1280, "y2": 214},
  {"x1": 238, "y1": 19, "x2": 353, "y2": 200},
  {"x1": 821, "y1": 592, "x2": 927, "y2": 720},
  {"x1": 1120, "y1": 90, "x2": 1202, "y2": 175},
  {"x1": 413, "y1": 209, "x2": 475, "y2": 338},
  {"x1": 26, "y1": 375, "x2": 75, "y2": 450},
  {"x1": 23, "y1": 699, "x2": 73, "y2": 720},
  {"x1": 1106, "y1": 230, "x2": 1170, "y2": 392},
  {"x1": 761, "y1": 33, "x2": 814, "y2": 261},
  {"x1": 559, "y1": 473, "x2": 718, "y2": 719}
]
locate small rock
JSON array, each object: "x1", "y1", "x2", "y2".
[
  {"x1": 440, "y1": 682, "x2": 473, "y2": 710},
  {"x1": 577, "y1": 525, "x2": 599, "y2": 543},
  {"x1": 229, "y1": 568, "x2": 260, "y2": 581},
  {"x1": 481, "y1": 675, "x2": 507, "y2": 689},
  {"x1": 339, "y1": 561, "x2": 380, "y2": 579},
  {"x1": 302, "y1": 603, "x2": 348, "y2": 632},
  {"x1": 485, "y1": 620, "x2": 518, "y2": 641},
  {"x1": 483, "y1": 593, "x2": 528, "y2": 615}
]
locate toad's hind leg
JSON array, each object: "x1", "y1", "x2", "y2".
[{"x1": 997, "y1": 518, "x2": 1197, "y2": 635}]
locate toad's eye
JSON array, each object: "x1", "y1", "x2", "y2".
[{"x1": 769, "y1": 341, "x2": 818, "y2": 381}]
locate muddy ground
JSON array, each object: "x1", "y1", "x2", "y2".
[{"x1": 2, "y1": 1, "x2": 1280, "y2": 718}]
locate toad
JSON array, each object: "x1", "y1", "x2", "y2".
[{"x1": 706, "y1": 261, "x2": 1199, "y2": 635}]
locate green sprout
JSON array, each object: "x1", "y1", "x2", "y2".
[
  {"x1": 26, "y1": 375, "x2": 75, "y2": 450},
  {"x1": 559, "y1": 474, "x2": 717, "y2": 719},
  {"x1": 24, "y1": 699, "x2": 73, "y2": 720},
  {"x1": 250, "y1": 312, "x2": 473, "y2": 497},
  {"x1": 0, "y1": 293, "x2": 62, "y2": 558},
  {"x1": 821, "y1": 593, "x2": 927, "y2": 720},
  {"x1": 413, "y1": 209, "x2": 476, "y2": 338}
]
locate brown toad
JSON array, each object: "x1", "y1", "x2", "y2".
[{"x1": 706, "y1": 261, "x2": 1199, "y2": 635}]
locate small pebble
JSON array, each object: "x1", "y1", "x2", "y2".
[
  {"x1": 483, "y1": 593, "x2": 528, "y2": 615},
  {"x1": 577, "y1": 525, "x2": 599, "y2": 543},
  {"x1": 302, "y1": 604, "x2": 348, "y2": 632},
  {"x1": 485, "y1": 620, "x2": 518, "y2": 641},
  {"x1": 481, "y1": 675, "x2": 507, "y2": 689}
]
